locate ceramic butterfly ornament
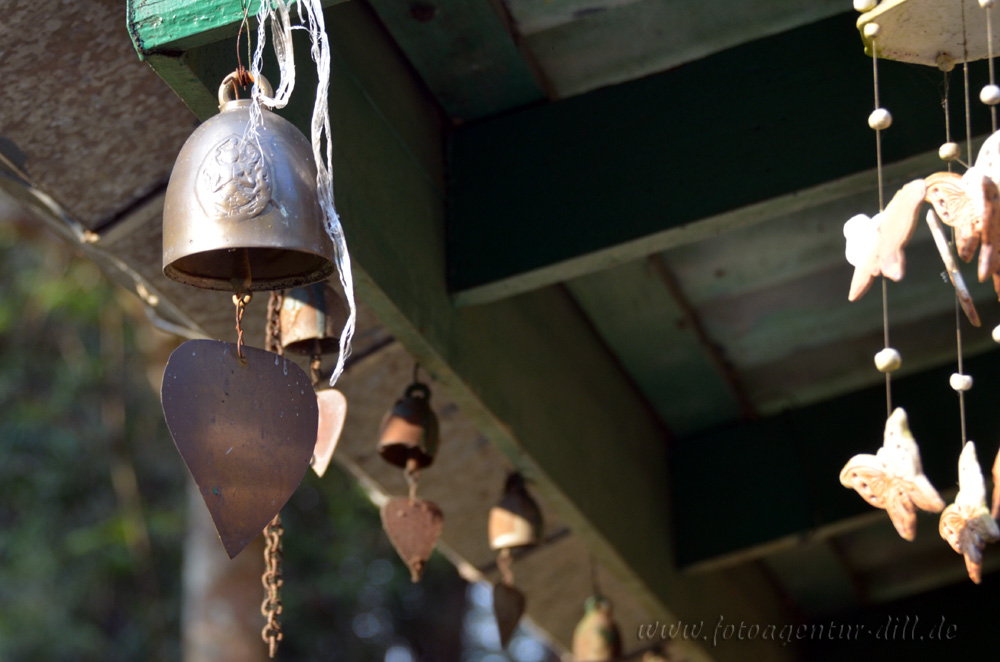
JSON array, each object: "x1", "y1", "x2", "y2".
[
  {"x1": 991, "y1": 447, "x2": 1000, "y2": 521},
  {"x1": 939, "y1": 442, "x2": 1000, "y2": 584},
  {"x1": 844, "y1": 179, "x2": 926, "y2": 301},
  {"x1": 840, "y1": 408, "x2": 945, "y2": 541},
  {"x1": 924, "y1": 168, "x2": 1000, "y2": 283},
  {"x1": 924, "y1": 210, "x2": 981, "y2": 326}
]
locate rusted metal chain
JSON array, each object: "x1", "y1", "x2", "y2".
[
  {"x1": 260, "y1": 514, "x2": 284, "y2": 658},
  {"x1": 261, "y1": 291, "x2": 286, "y2": 658}
]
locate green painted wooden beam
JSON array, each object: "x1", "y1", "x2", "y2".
[
  {"x1": 446, "y1": 12, "x2": 994, "y2": 305},
  {"x1": 127, "y1": 0, "x2": 344, "y2": 118},
  {"x1": 364, "y1": 0, "x2": 546, "y2": 121},
  {"x1": 128, "y1": 2, "x2": 798, "y2": 659},
  {"x1": 671, "y1": 349, "x2": 1000, "y2": 569}
]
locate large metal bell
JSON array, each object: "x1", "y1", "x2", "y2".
[
  {"x1": 279, "y1": 282, "x2": 348, "y2": 356},
  {"x1": 377, "y1": 382, "x2": 439, "y2": 470},
  {"x1": 489, "y1": 473, "x2": 543, "y2": 550},
  {"x1": 162, "y1": 73, "x2": 336, "y2": 291}
]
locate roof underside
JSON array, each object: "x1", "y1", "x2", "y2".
[{"x1": 5, "y1": 0, "x2": 1000, "y2": 659}]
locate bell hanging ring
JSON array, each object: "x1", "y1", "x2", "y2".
[
  {"x1": 377, "y1": 382, "x2": 439, "y2": 470},
  {"x1": 489, "y1": 473, "x2": 543, "y2": 550},
  {"x1": 162, "y1": 72, "x2": 336, "y2": 291},
  {"x1": 279, "y1": 282, "x2": 348, "y2": 356}
]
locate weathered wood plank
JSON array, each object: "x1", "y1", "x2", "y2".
[
  {"x1": 127, "y1": 0, "x2": 344, "y2": 55},
  {"x1": 515, "y1": 0, "x2": 845, "y2": 97},
  {"x1": 365, "y1": 0, "x2": 546, "y2": 121},
  {"x1": 447, "y1": 12, "x2": 994, "y2": 305},
  {"x1": 568, "y1": 258, "x2": 745, "y2": 435}
]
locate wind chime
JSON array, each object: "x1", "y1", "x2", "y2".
[
  {"x1": 488, "y1": 472, "x2": 543, "y2": 649},
  {"x1": 158, "y1": 0, "x2": 354, "y2": 656},
  {"x1": 839, "y1": 0, "x2": 1000, "y2": 584},
  {"x1": 377, "y1": 369, "x2": 444, "y2": 582}
]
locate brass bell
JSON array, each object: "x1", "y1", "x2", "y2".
[
  {"x1": 377, "y1": 382, "x2": 439, "y2": 470},
  {"x1": 162, "y1": 72, "x2": 336, "y2": 291},
  {"x1": 489, "y1": 473, "x2": 543, "y2": 550},
  {"x1": 279, "y1": 282, "x2": 348, "y2": 356}
]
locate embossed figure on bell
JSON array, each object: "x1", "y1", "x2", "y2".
[
  {"x1": 377, "y1": 382, "x2": 439, "y2": 470},
  {"x1": 162, "y1": 73, "x2": 336, "y2": 291}
]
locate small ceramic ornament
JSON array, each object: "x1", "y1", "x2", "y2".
[
  {"x1": 844, "y1": 179, "x2": 925, "y2": 301},
  {"x1": 380, "y1": 497, "x2": 443, "y2": 582},
  {"x1": 642, "y1": 649, "x2": 670, "y2": 662},
  {"x1": 924, "y1": 210, "x2": 981, "y2": 326},
  {"x1": 312, "y1": 389, "x2": 347, "y2": 478},
  {"x1": 572, "y1": 595, "x2": 622, "y2": 662},
  {"x1": 991, "y1": 447, "x2": 1000, "y2": 521},
  {"x1": 939, "y1": 442, "x2": 1000, "y2": 584},
  {"x1": 924, "y1": 168, "x2": 1000, "y2": 281},
  {"x1": 840, "y1": 408, "x2": 945, "y2": 540}
]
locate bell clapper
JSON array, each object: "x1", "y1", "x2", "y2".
[
  {"x1": 233, "y1": 292, "x2": 252, "y2": 361},
  {"x1": 497, "y1": 547, "x2": 515, "y2": 587},
  {"x1": 405, "y1": 456, "x2": 420, "y2": 501}
]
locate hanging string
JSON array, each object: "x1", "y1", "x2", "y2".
[
  {"x1": 588, "y1": 555, "x2": 602, "y2": 597},
  {"x1": 871, "y1": 35, "x2": 892, "y2": 416},
  {"x1": 955, "y1": 6, "x2": 972, "y2": 448},
  {"x1": 497, "y1": 547, "x2": 515, "y2": 587},
  {"x1": 988, "y1": 2, "x2": 998, "y2": 132},
  {"x1": 234, "y1": 0, "x2": 254, "y2": 89},
  {"x1": 247, "y1": 0, "x2": 357, "y2": 388}
]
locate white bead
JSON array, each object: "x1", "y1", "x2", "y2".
[
  {"x1": 869, "y1": 108, "x2": 892, "y2": 130},
  {"x1": 875, "y1": 348, "x2": 902, "y2": 372},
  {"x1": 950, "y1": 373, "x2": 973, "y2": 391},
  {"x1": 981, "y1": 84, "x2": 1000, "y2": 106},
  {"x1": 855, "y1": 0, "x2": 878, "y2": 11},
  {"x1": 864, "y1": 23, "x2": 881, "y2": 39},
  {"x1": 939, "y1": 142, "x2": 961, "y2": 161},
  {"x1": 981, "y1": 0, "x2": 995, "y2": 9},
  {"x1": 992, "y1": 324, "x2": 1000, "y2": 343},
  {"x1": 936, "y1": 53, "x2": 956, "y2": 72}
]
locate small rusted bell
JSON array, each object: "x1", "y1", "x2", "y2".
[
  {"x1": 572, "y1": 595, "x2": 622, "y2": 662},
  {"x1": 162, "y1": 72, "x2": 335, "y2": 291},
  {"x1": 279, "y1": 282, "x2": 348, "y2": 355},
  {"x1": 489, "y1": 473, "x2": 543, "y2": 550},
  {"x1": 377, "y1": 382, "x2": 439, "y2": 470}
]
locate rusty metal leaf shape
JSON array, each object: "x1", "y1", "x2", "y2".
[
  {"x1": 381, "y1": 497, "x2": 443, "y2": 582},
  {"x1": 312, "y1": 389, "x2": 347, "y2": 478},
  {"x1": 493, "y1": 582, "x2": 526, "y2": 649},
  {"x1": 940, "y1": 442, "x2": 1000, "y2": 584},
  {"x1": 839, "y1": 408, "x2": 944, "y2": 541},
  {"x1": 161, "y1": 340, "x2": 317, "y2": 558},
  {"x1": 845, "y1": 179, "x2": 925, "y2": 301}
]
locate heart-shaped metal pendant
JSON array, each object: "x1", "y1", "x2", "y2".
[
  {"x1": 312, "y1": 389, "x2": 347, "y2": 478},
  {"x1": 161, "y1": 339, "x2": 317, "y2": 558},
  {"x1": 380, "y1": 497, "x2": 443, "y2": 582},
  {"x1": 493, "y1": 582, "x2": 526, "y2": 649}
]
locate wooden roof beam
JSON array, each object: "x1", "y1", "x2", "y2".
[{"x1": 446, "y1": 12, "x2": 993, "y2": 305}]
